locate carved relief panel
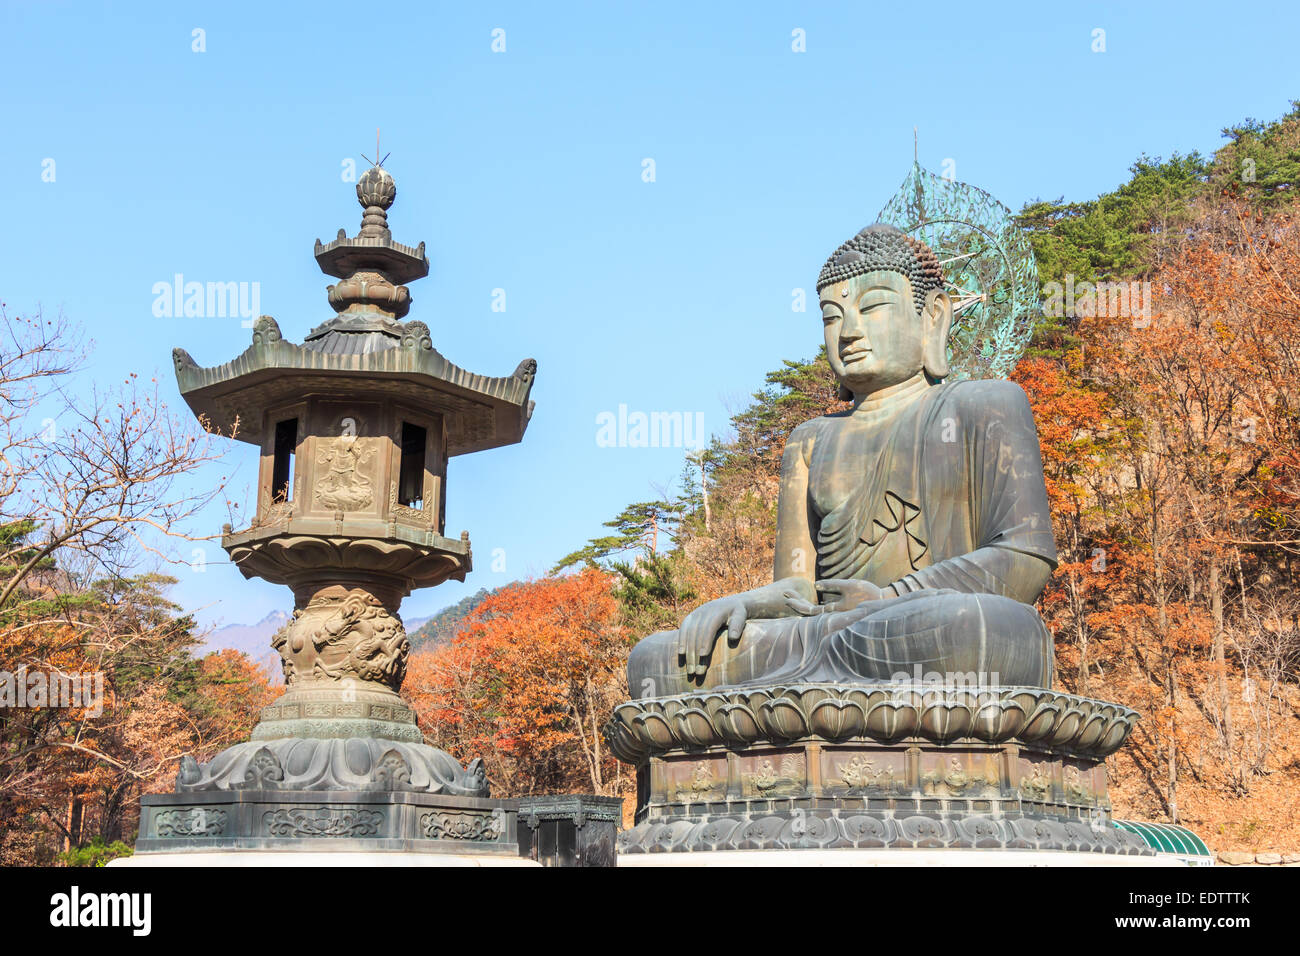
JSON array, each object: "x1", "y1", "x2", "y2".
[
  {"x1": 247, "y1": 397, "x2": 458, "y2": 535},
  {"x1": 304, "y1": 401, "x2": 388, "y2": 519}
]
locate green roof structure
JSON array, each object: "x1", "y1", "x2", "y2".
[{"x1": 1114, "y1": 820, "x2": 1213, "y2": 862}]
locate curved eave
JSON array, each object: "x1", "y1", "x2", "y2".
[{"x1": 172, "y1": 337, "x2": 536, "y2": 456}]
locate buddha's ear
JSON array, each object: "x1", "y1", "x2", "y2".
[{"x1": 922, "y1": 288, "x2": 953, "y2": 381}]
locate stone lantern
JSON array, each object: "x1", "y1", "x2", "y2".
[{"x1": 138, "y1": 166, "x2": 538, "y2": 859}]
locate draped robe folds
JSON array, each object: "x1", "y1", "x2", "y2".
[{"x1": 626, "y1": 379, "x2": 1059, "y2": 695}]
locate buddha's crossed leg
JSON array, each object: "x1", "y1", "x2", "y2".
[{"x1": 627, "y1": 589, "x2": 1052, "y2": 697}]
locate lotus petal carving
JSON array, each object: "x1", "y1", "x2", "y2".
[
  {"x1": 599, "y1": 684, "x2": 1140, "y2": 761},
  {"x1": 715, "y1": 703, "x2": 761, "y2": 744},
  {"x1": 1021, "y1": 699, "x2": 1063, "y2": 743},
  {"x1": 602, "y1": 716, "x2": 647, "y2": 763},
  {"x1": 1007, "y1": 688, "x2": 1046, "y2": 717},
  {"x1": 918, "y1": 698, "x2": 974, "y2": 743},
  {"x1": 660, "y1": 697, "x2": 685, "y2": 723},
  {"x1": 174, "y1": 736, "x2": 488, "y2": 796},
  {"x1": 863, "y1": 700, "x2": 918, "y2": 742},
  {"x1": 807, "y1": 698, "x2": 867, "y2": 740},
  {"x1": 672, "y1": 707, "x2": 718, "y2": 748},
  {"x1": 1073, "y1": 712, "x2": 1108, "y2": 752},
  {"x1": 741, "y1": 688, "x2": 775, "y2": 714},
  {"x1": 1048, "y1": 708, "x2": 1083, "y2": 747},
  {"x1": 759, "y1": 697, "x2": 810, "y2": 739},
  {"x1": 632, "y1": 710, "x2": 677, "y2": 749},
  {"x1": 1098, "y1": 713, "x2": 1136, "y2": 755},
  {"x1": 972, "y1": 700, "x2": 1026, "y2": 742},
  {"x1": 783, "y1": 685, "x2": 832, "y2": 710},
  {"x1": 700, "y1": 693, "x2": 732, "y2": 723}
]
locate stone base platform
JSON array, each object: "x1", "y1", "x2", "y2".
[
  {"x1": 135, "y1": 789, "x2": 521, "y2": 858},
  {"x1": 619, "y1": 848, "x2": 1182, "y2": 867},
  {"x1": 112, "y1": 850, "x2": 537, "y2": 867},
  {"x1": 605, "y1": 683, "x2": 1153, "y2": 859}
]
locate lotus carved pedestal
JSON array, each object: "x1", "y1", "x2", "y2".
[{"x1": 605, "y1": 684, "x2": 1153, "y2": 858}]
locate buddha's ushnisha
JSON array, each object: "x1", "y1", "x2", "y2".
[{"x1": 628, "y1": 224, "x2": 1058, "y2": 692}]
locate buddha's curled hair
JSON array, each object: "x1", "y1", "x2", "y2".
[{"x1": 816, "y1": 223, "x2": 945, "y2": 316}]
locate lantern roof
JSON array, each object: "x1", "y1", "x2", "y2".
[{"x1": 172, "y1": 164, "x2": 536, "y2": 457}]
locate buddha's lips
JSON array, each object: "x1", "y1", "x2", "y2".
[{"x1": 841, "y1": 348, "x2": 872, "y2": 361}]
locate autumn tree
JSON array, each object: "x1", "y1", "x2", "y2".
[
  {"x1": 0, "y1": 307, "x2": 273, "y2": 863},
  {"x1": 405, "y1": 568, "x2": 630, "y2": 797}
]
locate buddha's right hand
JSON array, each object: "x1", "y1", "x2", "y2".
[{"x1": 677, "y1": 596, "x2": 749, "y2": 680}]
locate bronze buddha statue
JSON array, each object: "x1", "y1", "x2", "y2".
[{"x1": 627, "y1": 224, "x2": 1057, "y2": 695}]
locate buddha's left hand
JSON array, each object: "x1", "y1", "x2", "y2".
[{"x1": 790, "y1": 580, "x2": 894, "y2": 616}]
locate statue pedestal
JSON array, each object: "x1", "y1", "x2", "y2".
[
  {"x1": 130, "y1": 789, "x2": 526, "y2": 861},
  {"x1": 129, "y1": 682, "x2": 530, "y2": 864},
  {"x1": 605, "y1": 684, "x2": 1154, "y2": 859},
  {"x1": 619, "y1": 848, "x2": 1179, "y2": 867},
  {"x1": 112, "y1": 849, "x2": 537, "y2": 867}
]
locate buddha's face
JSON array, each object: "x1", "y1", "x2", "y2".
[{"x1": 822, "y1": 270, "x2": 941, "y2": 398}]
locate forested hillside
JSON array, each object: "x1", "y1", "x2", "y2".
[
  {"x1": 0, "y1": 317, "x2": 280, "y2": 865},
  {"x1": 408, "y1": 588, "x2": 497, "y2": 651}
]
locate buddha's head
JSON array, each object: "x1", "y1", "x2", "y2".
[{"x1": 816, "y1": 224, "x2": 952, "y2": 401}]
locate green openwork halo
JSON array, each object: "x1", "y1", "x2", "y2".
[{"x1": 876, "y1": 163, "x2": 1039, "y2": 381}]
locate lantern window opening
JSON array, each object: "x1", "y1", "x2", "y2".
[
  {"x1": 399, "y1": 421, "x2": 428, "y2": 509},
  {"x1": 271, "y1": 418, "x2": 297, "y2": 503}
]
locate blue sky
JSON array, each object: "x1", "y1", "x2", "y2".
[{"x1": 3, "y1": 0, "x2": 1297, "y2": 631}]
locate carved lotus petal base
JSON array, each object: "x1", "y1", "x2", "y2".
[
  {"x1": 175, "y1": 736, "x2": 490, "y2": 797},
  {"x1": 612, "y1": 682, "x2": 1156, "y2": 858},
  {"x1": 603, "y1": 683, "x2": 1138, "y2": 760}
]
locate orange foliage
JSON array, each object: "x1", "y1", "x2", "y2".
[
  {"x1": 405, "y1": 567, "x2": 633, "y2": 797},
  {"x1": 1015, "y1": 202, "x2": 1300, "y2": 847},
  {"x1": 195, "y1": 649, "x2": 281, "y2": 751}
]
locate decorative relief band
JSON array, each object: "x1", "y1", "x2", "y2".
[
  {"x1": 420, "y1": 810, "x2": 502, "y2": 842},
  {"x1": 264, "y1": 807, "x2": 384, "y2": 838},
  {"x1": 154, "y1": 808, "x2": 228, "y2": 838},
  {"x1": 260, "y1": 700, "x2": 415, "y2": 723},
  {"x1": 617, "y1": 810, "x2": 1152, "y2": 855}
]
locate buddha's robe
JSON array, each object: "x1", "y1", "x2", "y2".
[{"x1": 627, "y1": 379, "x2": 1059, "y2": 695}]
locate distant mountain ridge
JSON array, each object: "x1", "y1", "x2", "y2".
[
  {"x1": 197, "y1": 609, "x2": 288, "y2": 680},
  {"x1": 410, "y1": 587, "x2": 499, "y2": 651},
  {"x1": 402, "y1": 613, "x2": 433, "y2": 634},
  {"x1": 198, "y1": 605, "x2": 458, "y2": 675}
]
